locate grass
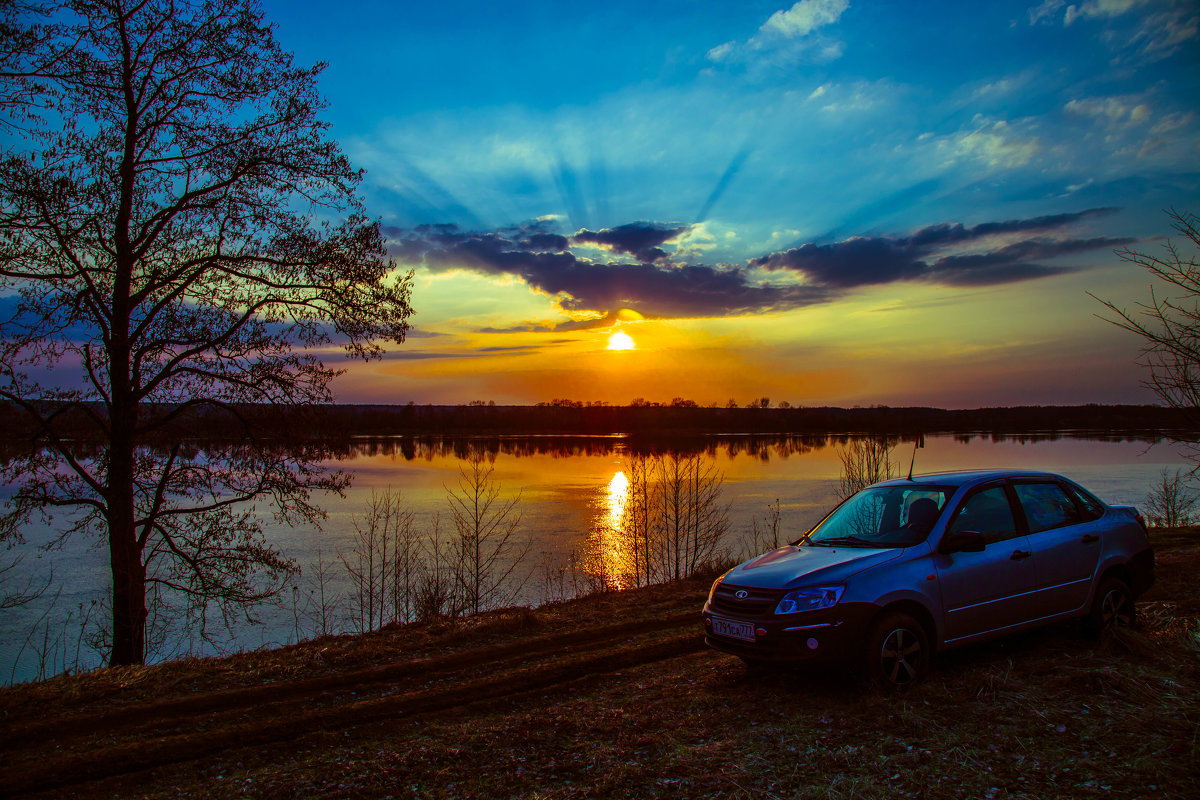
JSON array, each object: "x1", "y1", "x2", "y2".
[{"x1": 4, "y1": 529, "x2": 1198, "y2": 799}]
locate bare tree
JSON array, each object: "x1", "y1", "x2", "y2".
[
  {"x1": 743, "y1": 498, "x2": 783, "y2": 557},
  {"x1": 1094, "y1": 209, "x2": 1200, "y2": 433},
  {"x1": 836, "y1": 436, "x2": 898, "y2": 499},
  {"x1": 0, "y1": 1, "x2": 413, "y2": 666},
  {"x1": 605, "y1": 452, "x2": 730, "y2": 586},
  {"x1": 414, "y1": 513, "x2": 457, "y2": 621},
  {"x1": 653, "y1": 453, "x2": 730, "y2": 580},
  {"x1": 0, "y1": 1, "x2": 58, "y2": 116},
  {"x1": 624, "y1": 455, "x2": 653, "y2": 587},
  {"x1": 341, "y1": 488, "x2": 420, "y2": 631},
  {"x1": 302, "y1": 547, "x2": 341, "y2": 638},
  {"x1": 0, "y1": 552, "x2": 46, "y2": 610},
  {"x1": 445, "y1": 452, "x2": 531, "y2": 615},
  {"x1": 1144, "y1": 468, "x2": 1200, "y2": 528}
]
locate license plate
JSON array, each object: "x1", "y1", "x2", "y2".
[{"x1": 711, "y1": 616, "x2": 755, "y2": 642}]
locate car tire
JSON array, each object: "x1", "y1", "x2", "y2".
[
  {"x1": 863, "y1": 611, "x2": 929, "y2": 690},
  {"x1": 1085, "y1": 575, "x2": 1135, "y2": 636}
]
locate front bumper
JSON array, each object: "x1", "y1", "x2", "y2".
[{"x1": 702, "y1": 601, "x2": 878, "y2": 663}]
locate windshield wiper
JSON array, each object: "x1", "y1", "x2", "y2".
[{"x1": 810, "y1": 535, "x2": 879, "y2": 548}]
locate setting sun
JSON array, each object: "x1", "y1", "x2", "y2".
[{"x1": 607, "y1": 331, "x2": 635, "y2": 350}]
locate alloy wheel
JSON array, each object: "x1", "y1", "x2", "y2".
[
  {"x1": 1100, "y1": 587, "x2": 1133, "y2": 628},
  {"x1": 879, "y1": 626, "x2": 922, "y2": 685}
]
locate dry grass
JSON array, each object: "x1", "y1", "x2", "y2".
[{"x1": 4, "y1": 531, "x2": 1197, "y2": 799}]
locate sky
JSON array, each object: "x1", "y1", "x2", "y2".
[{"x1": 261, "y1": 0, "x2": 1200, "y2": 408}]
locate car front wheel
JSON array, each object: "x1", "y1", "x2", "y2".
[
  {"x1": 863, "y1": 611, "x2": 929, "y2": 690},
  {"x1": 1085, "y1": 576, "x2": 1135, "y2": 635}
]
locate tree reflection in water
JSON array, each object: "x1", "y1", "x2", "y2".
[{"x1": 582, "y1": 454, "x2": 731, "y2": 591}]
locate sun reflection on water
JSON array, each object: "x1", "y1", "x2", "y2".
[
  {"x1": 586, "y1": 470, "x2": 633, "y2": 590},
  {"x1": 606, "y1": 470, "x2": 629, "y2": 530}
]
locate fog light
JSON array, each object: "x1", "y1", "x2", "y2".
[
  {"x1": 806, "y1": 637, "x2": 819, "y2": 650},
  {"x1": 756, "y1": 627, "x2": 767, "y2": 637},
  {"x1": 704, "y1": 617, "x2": 711, "y2": 627}
]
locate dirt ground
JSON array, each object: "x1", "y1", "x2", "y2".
[{"x1": 1, "y1": 532, "x2": 1197, "y2": 799}]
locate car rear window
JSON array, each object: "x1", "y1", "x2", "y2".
[{"x1": 1064, "y1": 483, "x2": 1106, "y2": 521}]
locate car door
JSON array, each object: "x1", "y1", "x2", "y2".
[
  {"x1": 934, "y1": 482, "x2": 1036, "y2": 642},
  {"x1": 1011, "y1": 480, "x2": 1104, "y2": 616}
]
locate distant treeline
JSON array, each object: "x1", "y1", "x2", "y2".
[
  {"x1": 2, "y1": 402, "x2": 1192, "y2": 444},
  {"x1": 285, "y1": 402, "x2": 1198, "y2": 440}
]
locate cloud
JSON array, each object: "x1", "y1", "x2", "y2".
[
  {"x1": 1057, "y1": 0, "x2": 1195, "y2": 61},
  {"x1": 754, "y1": 208, "x2": 1128, "y2": 288},
  {"x1": 1064, "y1": 0, "x2": 1148, "y2": 26},
  {"x1": 390, "y1": 221, "x2": 828, "y2": 319},
  {"x1": 707, "y1": 0, "x2": 849, "y2": 66},
  {"x1": 388, "y1": 209, "x2": 1127, "y2": 323},
  {"x1": 754, "y1": 238, "x2": 926, "y2": 287},
  {"x1": 944, "y1": 120, "x2": 1041, "y2": 169},
  {"x1": 761, "y1": 0, "x2": 850, "y2": 37},
  {"x1": 1065, "y1": 96, "x2": 1153, "y2": 126},
  {"x1": 572, "y1": 222, "x2": 689, "y2": 263},
  {"x1": 1027, "y1": 0, "x2": 1065, "y2": 25},
  {"x1": 925, "y1": 235, "x2": 1133, "y2": 285},
  {"x1": 1131, "y1": 5, "x2": 1199, "y2": 60}
]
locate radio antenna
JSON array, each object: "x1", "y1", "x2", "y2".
[{"x1": 907, "y1": 433, "x2": 925, "y2": 481}]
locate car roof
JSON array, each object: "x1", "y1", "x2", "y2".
[{"x1": 873, "y1": 469, "x2": 1065, "y2": 489}]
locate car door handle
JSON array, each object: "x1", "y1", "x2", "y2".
[
  {"x1": 1081, "y1": 534, "x2": 1100, "y2": 544},
  {"x1": 1010, "y1": 549, "x2": 1032, "y2": 560}
]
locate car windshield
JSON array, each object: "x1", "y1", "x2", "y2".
[{"x1": 804, "y1": 485, "x2": 953, "y2": 548}]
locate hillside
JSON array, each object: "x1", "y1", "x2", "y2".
[{"x1": 1, "y1": 532, "x2": 1197, "y2": 799}]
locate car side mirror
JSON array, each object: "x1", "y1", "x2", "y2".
[{"x1": 939, "y1": 531, "x2": 986, "y2": 554}]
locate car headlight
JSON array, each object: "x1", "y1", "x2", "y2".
[{"x1": 775, "y1": 586, "x2": 844, "y2": 615}]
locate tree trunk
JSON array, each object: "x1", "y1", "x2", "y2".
[{"x1": 107, "y1": 417, "x2": 146, "y2": 666}]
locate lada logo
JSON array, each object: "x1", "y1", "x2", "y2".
[{"x1": 734, "y1": 590, "x2": 749, "y2": 599}]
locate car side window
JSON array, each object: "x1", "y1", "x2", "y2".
[
  {"x1": 1064, "y1": 483, "x2": 1105, "y2": 521},
  {"x1": 1013, "y1": 482, "x2": 1083, "y2": 533},
  {"x1": 946, "y1": 486, "x2": 1018, "y2": 545}
]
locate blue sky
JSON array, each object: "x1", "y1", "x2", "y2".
[{"x1": 261, "y1": 0, "x2": 1200, "y2": 407}]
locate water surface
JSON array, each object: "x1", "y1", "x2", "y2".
[{"x1": 0, "y1": 432, "x2": 1188, "y2": 684}]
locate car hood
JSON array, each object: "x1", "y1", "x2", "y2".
[{"x1": 723, "y1": 544, "x2": 904, "y2": 590}]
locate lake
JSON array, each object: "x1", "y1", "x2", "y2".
[{"x1": 0, "y1": 431, "x2": 1190, "y2": 684}]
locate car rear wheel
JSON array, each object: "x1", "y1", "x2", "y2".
[
  {"x1": 863, "y1": 611, "x2": 929, "y2": 690},
  {"x1": 1085, "y1": 576, "x2": 1135, "y2": 635}
]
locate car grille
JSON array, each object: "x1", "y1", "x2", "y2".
[{"x1": 710, "y1": 583, "x2": 781, "y2": 617}]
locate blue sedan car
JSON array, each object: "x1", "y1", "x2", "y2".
[{"x1": 703, "y1": 470, "x2": 1154, "y2": 688}]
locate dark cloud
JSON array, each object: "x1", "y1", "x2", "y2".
[
  {"x1": 756, "y1": 209, "x2": 1127, "y2": 289},
  {"x1": 519, "y1": 232, "x2": 569, "y2": 251},
  {"x1": 476, "y1": 345, "x2": 543, "y2": 354},
  {"x1": 571, "y1": 222, "x2": 689, "y2": 263},
  {"x1": 386, "y1": 208, "x2": 1128, "y2": 322},
  {"x1": 390, "y1": 221, "x2": 827, "y2": 319},
  {"x1": 479, "y1": 312, "x2": 627, "y2": 334},
  {"x1": 403, "y1": 327, "x2": 449, "y2": 339},
  {"x1": 899, "y1": 208, "x2": 1120, "y2": 248},
  {"x1": 928, "y1": 236, "x2": 1133, "y2": 274},
  {"x1": 754, "y1": 237, "x2": 927, "y2": 287},
  {"x1": 523, "y1": 259, "x2": 828, "y2": 317}
]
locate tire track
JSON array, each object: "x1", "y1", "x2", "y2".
[
  {"x1": 1, "y1": 611, "x2": 696, "y2": 751},
  {"x1": 2, "y1": 620, "x2": 703, "y2": 796}
]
